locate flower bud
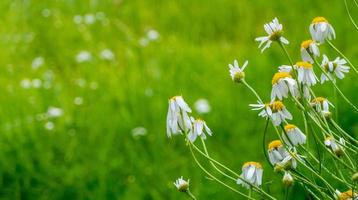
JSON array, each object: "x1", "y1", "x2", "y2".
[
  {"x1": 233, "y1": 72, "x2": 245, "y2": 83},
  {"x1": 282, "y1": 172, "x2": 294, "y2": 187},
  {"x1": 274, "y1": 164, "x2": 284, "y2": 173},
  {"x1": 352, "y1": 172, "x2": 358, "y2": 182},
  {"x1": 174, "y1": 177, "x2": 189, "y2": 192}
]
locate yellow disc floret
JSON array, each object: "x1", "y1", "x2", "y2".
[
  {"x1": 270, "y1": 101, "x2": 285, "y2": 112},
  {"x1": 284, "y1": 124, "x2": 296, "y2": 132},
  {"x1": 337, "y1": 189, "x2": 355, "y2": 200},
  {"x1": 272, "y1": 72, "x2": 292, "y2": 85},
  {"x1": 268, "y1": 140, "x2": 282, "y2": 150},
  {"x1": 295, "y1": 61, "x2": 313, "y2": 69},
  {"x1": 243, "y1": 161, "x2": 262, "y2": 169},
  {"x1": 312, "y1": 16, "x2": 328, "y2": 24},
  {"x1": 301, "y1": 40, "x2": 313, "y2": 49}
]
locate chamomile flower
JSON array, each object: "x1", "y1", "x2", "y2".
[
  {"x1": 268, "y1": 140, "x2": 289, "y2": 166},
  {"x1": 324, "y1": 136, "x2": 345, "y2": 157},
  {"x1": 187, "y1": 118, "x2": 212, "y2": 142},
  {"x1": 229, "y1": 60, "x2": 248, "y2": 82},
  {"x1": 237, "y1": 162, "x2": 263, "y2": 188},
  {"x1": 166, "y1": 96, "x2": 192, "y2": 138},
  {"x1": 300, "y1": 40, "x2": 320, "y2": 62},
  {"x1": 295, "y1": 61, "x2": 317, "y2": 86},
  {"x1": 282, "y1": 172, "x2": 294, "y2": 187},
  {"x1": 321, "y1": 55, "x2": 350, "y2": 83},
  {"x1": 335, "y1": 189, "x2": 357, "y2": 200},
  {"x1": 174, "y1": 176, "x2": 189, "y2": 192},
  {"x1": 255, "y1": 17, "x2": 289, "y2": 53},
  {"x1": 278, "y1": 65, "x2": 293, "y2": 73},
  {"x1": 311, "y1": 97, "x2": 333, "y2": 113},
  {"x1": 250, "y1": 101, "x2": 292, "y2": 126},
  {"x1": 271, "y1": 72, "x2": 298, "y2": 101},
  {"x1": 282, "y1": 124, "x2": 307, "y2": 146},
  {"x1": 309, "y1": 17, "x2": 336, "y2": 43}
]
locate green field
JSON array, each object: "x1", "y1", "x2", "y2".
[{"x1": 0, "y1": 0, "x2": 357, "y2": 199}]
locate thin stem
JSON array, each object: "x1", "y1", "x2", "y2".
[
  {"x1": 242, "y1": 80, "x2": 263, "y2": 102},
  {"x1": 263, "y1": 119, "x2": 273, "y2": 168},
  {"x1": 344, "y1": 0, "x2": 358, "y2": 31},
  {"x1": 186, "y1": 190, "x2": 197, "y2": 200},
  {"x1": 333, "y1": 84, "x2": 338, "y2": 122},
  {"x1": 326, "y1": 39, "x2": 358, "y2": 74}
]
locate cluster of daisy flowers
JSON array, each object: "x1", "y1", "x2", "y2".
[{"x1": 167, "y1": 16, "x2": 357, "y2": 200}]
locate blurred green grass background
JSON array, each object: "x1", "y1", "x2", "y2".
[{"x1": 0, "y1": 0, "x2": 357, "y2": 199}]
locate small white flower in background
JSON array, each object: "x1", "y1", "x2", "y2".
[
  {"x1": 100, "y1": 49, "x2": 115, "y2": 61},
  {"x1": 20, "y1": 79, "x2": 32, "y2": 89},
  {"x1": 31, "y1": 57, "x2": 44, "y2": 70},
  {"x1": 32, "y1": 79, "x2": 42, "y2": 88},
  {"x1": 282, "y1": 172, "x2": 294, "y2": 187},
  {"x1": 228, "y1": 59, "x2": 248, "y2": 82},
  {"x1": 84, "y1": 14, "x2": 96, "y2": 25},
  {"x1": 194, "y1": 98, "x2": 211, "y2": 114},
  {"x1": 47, "y1": 107, "x2": 63, "y2": 118},
  {"x1": 309, "y1": 17, "x2": 335, "y2": 43},
  {"x1": 237, "y1": 162, "x2": 263, "y2": 188},
  {"x1": 73, "y1": 15, "x2": 83, "y2": 24},
  {"x1": 249, "y1": 101, "x2": 292, "y2": 126},
  {"x1": 267, "y1": 140, "x2": 289, "y2": 166},
  {"x1": 45, "y1": 121, "x2": 55, "y2": 130},
  {"x1": 324, "y1": 136, "x2": 345, "y2": 156},
  {"x1": 300, "y1": 40, "x2": 320, "y2": 62},
  {"x1": 147, "y1": 29, "x2": 159, "y2": 41},
  {"x1": 282, "y1": 124, "x2": 307, "y2": 146},
  {"x1": 334, "y1": 189, "x2": 357, "y2": 200},
  {"x1": 166, "y1": 96, "x2": 192, "y2": 138},
  {"x1": 187, "y1": 117, "x2": 212, "y2": 142},
  {"x1": 321, "y1": 55, "x2": 350, "y2": 83},
  {"x1": 131, "y1": 127, "x2": 147, "y2": 138},
  {"x1": 174, "y1": 176, "x2": 189, "y2": 192},
  {"x1": 74, "y1": 97, "x2": 83, "y2": 105},
  {"x1": 295, "y1": 61, "x2": 317, "y2": 86},
  {"x1": 310, "y1": 97, "x2": 333, "y2": 113},
  {"x1": 76, "y1": 51, "x2": 92, "y2": 63},
  {"x1": 255, "y1": 17, "x2": 289, "y2": 53},
  {"x1": 271, "y1": 72, "x2": 298, "y2": 101}
]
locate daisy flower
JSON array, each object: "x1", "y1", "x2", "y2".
[
  {"x1": 237, "y1": 162, "x2": 263, "y2": 188},
  {"x1": 267, "y1": 140, "x2": 289, "y2": 166},
  {"x1": 166, "y1": 96, "x2": 192, "y2": 137},
  {"x1": 309, "y1": 17, "x2": 336, "y2": 43},
  {"x1": 282, "y1": 124, "x2": 307, "y2": 146},
  {"x1": 324, "y1": 136, "x2": 345, "y2": 157},
  {"x1": 271, "y1": 72, "x2": 298, "y2": 101},
  {"x1": 255, "y1": 18, "x2": 289, "y2": 53},
  {"x1": 250, "y1": 101, "x2": 292, "y2": 126},
  {"x1": 174, "y1": 176, "x2": 189, "y2": 192},
  {"x1": 187, "y1": 118, "x2": 212, "y2": 142},
  {"x1": 300, "y1": 40, "x2": 320, "y2": 62},
  {"x1": 310, "y1": 97, "x2": 333, "y2": 113},
  {"x1": 334, "y1": 189, "x2": 357, "y2": 200},
  {"x1": 229, "y1": 59, "x2": 248, "y2": 82},
  {"x1": 278, "y1": 65, "x2": 293, "y2": 73},
  {"x1": 295, "y1": 61, "x2": 317, "y2": 86},
  {"x1": 321, "y1": 55, "x2": 350, "y2": 83},
  {"x1": 282, "y1": 172, "x2": 294, "y2": 187}
]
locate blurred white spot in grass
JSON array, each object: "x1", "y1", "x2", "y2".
[
  {"x1": 145, "y1": 88, "x2": 153, "y2": 97},
  {"x1": 73, "y1": 15, "x2": 82, "y2": 24},
  {"x1": 42, "y1": 9, "x2": 51, "y2": 18},
  {"x1": 44, "y1": 121, "x2": 54, "y2": 130},
  {"x1": 76, "y1": 51, "x2": 92, "y2": 63},
  {"x1": 32, "y1": 79, "x2": 42, "y2": 88},
  {"x1": 47, "y1": 107, "x2": 63, "y2": 118},
  {"x1": 131, "y1": 127, "x2": 147, "y2": 139},
  {"x1": 74, "y1": 97, "x2": 83, "y2": 105},
  {"x1": 194, "y1": 98, "x2": 211, "y2": 114},
  {"x1": 139, "y1": 38, "x2": 149, "y2": 47},
  {"x1": 32, "y1": 57, "x2": 44, "y2": 70},
  {"x1": 84, "y1": 14, "x2": 96, "y2": 25},
  {"x1": 20, "y1": 79, "x2": 32, "y2": 89},
  {"x1": 147, "y1": 29, "x2": 159, "y2": 41},
  {"x1": 76, "y1": 78, "x2": 87, "y2": 88},
  {"x1": 100, "y1": 49, "x2": 115, "y2": 61},
  {"x1": 89, "y1": 81, "x2": 98, "y2": 90}
]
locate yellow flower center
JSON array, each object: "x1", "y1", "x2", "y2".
[
  {"x1": 243, "y1": 161, "x2": 262, "y2": 169},
  {"x1": 284, "y1": 124, "x2": 296, "y2": 132},
  {"x1": 295, "y1": 61, "x2": 313, "y2": 69},
  {"x1": 338, "y1": 190, "x2": 355, "y2": 200},
  {"x1": 301, "y1": 40, "x2": 313, "y2": 49},
  {"x1": 311, "y1": 97, "x2": 326, "y2": 104},
  {"x1": 272, "y1": 72, "x2": 292, "y2": 85},
  {"x1": 269, "y1": 31, "x2": 283, "y2": 41},
  {"x1": 270, "y1": 101, "x2": 285, "y2": 112},
  {"x1": 268, "y1": 140, "x2": 282, "y2": 150},
  {"x1": 312, "y1": 16, "x2": 328, "y2": 24}
]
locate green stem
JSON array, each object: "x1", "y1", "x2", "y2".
[
  {"x1": 186, "y1": 190, "x2": 197, "y2": 200},
  {"x1": 344, "y1": 0, "x2": 358, "y2": 31},
  {"x1": 242, "y1": 80, "x2": 263, "y2": 102},
  {"x1": 326, "y1": 39, "x2": 358, "y2": 74}
]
